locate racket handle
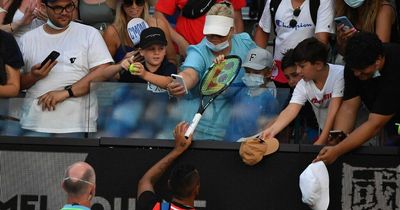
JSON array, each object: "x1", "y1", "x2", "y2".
[{"x1": 184, "y1": 113, "x2": 202, "y2": 139}]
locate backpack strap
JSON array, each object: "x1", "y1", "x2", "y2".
[
  {"x1": 269, "y1": 0, "x2": 283, "y2": 34},
  {"x1": 309, "y1": 0, "x2": 320, "y2": 26}
]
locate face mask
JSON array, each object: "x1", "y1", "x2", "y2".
[
  {"x1": 205, "y1": 39, "x2": 229, "y2": 52},
  {"x1": 46, "y1": 19, "x2": 69, "y2": 30},
  {"x1": 242, "y1": 73, "x2": 264, "y2": 87},
  {"x1": 344, "y1": 0, "x2": 365, "y2": 8}
]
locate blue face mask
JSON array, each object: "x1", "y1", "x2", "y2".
[
  {"x1": 242, "y1": 73, "x2": 264, "y2": 87},
  {"x1": 46, "y1": 19, "x2": 69, "y2": 30},
  {"x1": 205, "y1": 39, "x2": 229, "y2": 52},
  {"x1": 344, "y1": 0, "x2": 365, "y2": 8}
]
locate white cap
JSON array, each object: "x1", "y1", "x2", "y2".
[
  {"x1": 203, "y1": 15, "x2": 234, "y2": 36},
  {"x1": 299, "y1": 161, "x2": 330, "y2": 210}
]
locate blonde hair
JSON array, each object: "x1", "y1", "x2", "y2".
[
  {"x1": 113, "y1": 1, "x2": 150, "y2": 47},
  {"x1": 207, "y1": 1, "x2": 234, "y2": 18},
  {"x1": 335, "y1": 0, "x2": 383, "y2": 32}
]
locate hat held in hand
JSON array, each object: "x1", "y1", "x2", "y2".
[
  {"x1": 239, "y1": 134, "x2": 279, "y2": 166},
  {"x1": 299, "y1": 161, "x2": 330, "y2": 210}
]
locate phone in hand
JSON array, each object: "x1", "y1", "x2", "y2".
[
  {"x1": 40, "y1": 51, "x2": 60, "y2": 68},
  {"x1": 329, "y1": 130, "x2": 347, "y2": 140},
  {"x1": 171, "y1": 74, "x2": 188, "y2": 94},
  {"x1": 334, "y1": 16, "x2": 355, "y2": 31}
]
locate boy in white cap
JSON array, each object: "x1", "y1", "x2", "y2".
[{"x1": 225, "y1": 47, "x2": 280, "y2": 141}]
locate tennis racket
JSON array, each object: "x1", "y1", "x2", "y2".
[{"x1": 184, "y1": 55, "x2": 242, "y2": 138}]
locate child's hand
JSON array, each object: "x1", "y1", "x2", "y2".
[{"x1": 129, "y1": 62, "x2": 145, "y2": 77}]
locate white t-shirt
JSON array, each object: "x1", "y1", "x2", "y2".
[
  {"x1": 19, "y1": 22, "x2": 113, "y2": 133},
  {"x1": 259, "y1": 0, "x2": 334, "y2": 60},
  {"x1": 290, "y1": 64, "x2": 344, "y2": 129}
]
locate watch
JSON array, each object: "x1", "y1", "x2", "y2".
[{"x1": 64, "y1": 85, "x2": 74, "y2": 97}]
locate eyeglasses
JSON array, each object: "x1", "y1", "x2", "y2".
[
  {"x1": 46, "y1": 3, "x2": 75, "y2": 14},
  {"x1": 289, "y1": 7, "x2": 301, "y2": 28},
  {"x1": 123, "y1": 0, "x2": 145, "y2": 7}
]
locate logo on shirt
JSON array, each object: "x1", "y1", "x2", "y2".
[
  {"x1": 311, "y1": 93, "x2": 332, "y2": 104},
  {"x1": 70, "y1": 57, "x2": 76, "y2": 63}
]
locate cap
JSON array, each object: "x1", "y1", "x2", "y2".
[
  {"x1": 239, "y1": 134, "x2": 279, "y2": 166},
  {"x1": 203, "y1": 15, "x2": 234, "y2": 36},
  {"x1": 299, "y1": 161, "x2": 330, "y2": 210},
  {"x1": 139, "y1": 27, "x2": 167, "y2": 49},
  {"x1": 242, "y1": 47, "x2": 273, "y2": 70},
  {"x1": 127, "y1": 18, "x2": 149, "y2": 46}
]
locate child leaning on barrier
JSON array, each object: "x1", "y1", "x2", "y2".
[{"x1": 261, "y1": 38, "x2": 344, "y2": 145}]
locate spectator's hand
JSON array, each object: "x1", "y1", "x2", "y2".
[
  {"x1": 173, "y1": 121, "x2": 193, "y2": 154},
  {"x1": 129, "y1": 62, "x2": 146, "y2": 77},
  {"x1": 336, "y1": 24, "x2": 358, "y2": 45},
  {"x1": 313, "y1": 146, "x2": 340, "y2": 165},
  {"x1": 19, "y1": 2, "x2": 35, "y2": 26},
  {"x1": 33, "y1": 5, "x2": 48, "y2": 21},
  {"x1": 31, "y1": 60, "x2": 57, "y2": 80},
  {"x1": 260, "y1": 127, "x2": 276, "y2": 141},
  {"x1": 167, "y1": 80, "x2": 186, "y2": 97},
  {"x1": 124, "y1": 50, "x2": 144, "y2": 63},
  {"x1": 37, "y1": 89, "x2": 69, "y2": 111},
  {"x1": 2, "y1": 0, "x2": 13, "y2": 10},
  {"x1": 213, "y1": 54, "x2": 225, "y2": 64}
]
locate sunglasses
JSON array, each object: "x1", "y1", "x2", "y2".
[
  {"x1": 289, "y1": 7, "x2": 301, "y2": 28},
  {"x1": 123, "y1": 0, "x2": 145, "y2": 7}
]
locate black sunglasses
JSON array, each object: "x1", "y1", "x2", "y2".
[
  {"x1": 289, "y1": 7, "x2": 301, "y2": 28},
  {"x1": 123, "y1": 0, "x2": 145, "y2": 6}
]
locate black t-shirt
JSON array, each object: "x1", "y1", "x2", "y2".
[
  {"x1": 0, "y1": 30, "x2": 24, "y2": 69},
  {"x1": 119, "y1": 58, "x2": 177, "y2": 83},
  {"x1": 137, "y1": 191, "x2": 195, "y2": 210},
  {"x1": 343, "y1": 43, "x2": 400, "y2": 135}
]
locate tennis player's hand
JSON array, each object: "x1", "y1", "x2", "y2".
[
  {"x1": 173, "y1": 121, "x2": 193, "y2": 154},
  {"x1": 213, "y1": 54, "x2": 225, "y2": 64}
]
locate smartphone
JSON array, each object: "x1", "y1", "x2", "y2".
[
  {"x1": 334, "y1": 16, "x2": 354, "y2": 31},
  {"x1": 40, "y1": 51, "x2": 60, "y2": 68},
  {"x1": 329, "y1": 130, "x2": 346, "y2": 140},
  {"x1": 171, "y1": 74, "x2": 188, "y2": 94}
]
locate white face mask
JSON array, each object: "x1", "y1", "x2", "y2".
[
  {"x1": 242, "y1": 73, "x2": 264, "y2": 87},
  {"x1": 205, "y1": 39, "x2": 229, "y2": 52},
  {"x1": 344, "y1": 0, "x2": 365, "y2": 8},
  {"x1": 46, "y1": 19, "x2": 70, "y2": 30}
]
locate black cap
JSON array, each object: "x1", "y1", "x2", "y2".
[{"x1": 139, "y1": 27, "x2": 167, "y2": 49}]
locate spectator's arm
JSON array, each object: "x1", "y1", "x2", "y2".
[
  {"x1": 315, "y1": 32, "x2": 329, "y2": 45},
  {"x1": 375, "y1": 4, "x2": 395, "y2": 42},
  {"x1": 314, "y1": 112, "x2": 394, "y2": 164},
  {"x1": 166, "y1": 68, "x2": 199, "y2": 97},
  {"x1": 314, "y1": 97, "x2": 342, "y2": 145},
  {"x1": 0, "y1": 65, "x2": 20, "y2": 97},
  {"x1": 333, "y1": 96, "x2": 361, "y2": 134},
  {"x1": 137, "y1": 122, "x2": 193, "y2": 197},
  {"x1": 233, "y1": 9, "x2": 244, "y2": 33},
  {"x1": 254, "y1": 25, "x2": 270, "y2": 48},
  {"x1": 102, "y1": 25, "x2": 119, "y2": 58}
]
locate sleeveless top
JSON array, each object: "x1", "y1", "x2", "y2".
[{"x1": 79, "y1": 0, "x2": 115, "y2": 30}]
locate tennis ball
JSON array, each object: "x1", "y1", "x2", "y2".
[{"x1": 129, "y1": 64, "x2": 137, "y2": 74}]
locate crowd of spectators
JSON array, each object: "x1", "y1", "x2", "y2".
[{"x1": 0, "y1": 0, "x2": 399, "y2": 164}]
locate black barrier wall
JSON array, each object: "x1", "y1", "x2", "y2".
[{"x1": 0, "y1": 137, "x2": 398, "y2": 210}]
